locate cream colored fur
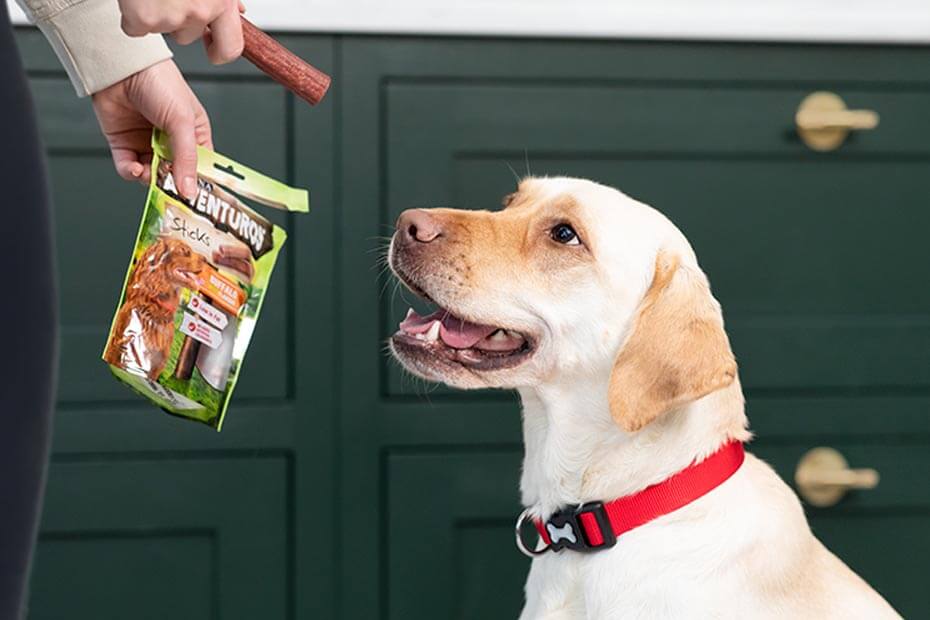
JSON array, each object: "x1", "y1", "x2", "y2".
[{"x1": 389, "y1": 177, "x2": 900, "y2": 619}]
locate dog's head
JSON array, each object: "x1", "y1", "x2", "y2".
[
  {"x1": 131, "y1": 237, "x2": 208, "y2": 296},
  {"x1": 389, "y1": 177, "x2": 736, "y2": 433}
]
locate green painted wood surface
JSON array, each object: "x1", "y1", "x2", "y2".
[
  {"x1": 30, "y1": 458, "x2": 289, "y2": 619},
  {"x1": 14, "y1": 28, "x2": 930, "y2": 618}
]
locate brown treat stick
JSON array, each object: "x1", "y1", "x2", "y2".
[
  {"x1": 240, "y1": 17, "x2": 331, "y2": 105},
  {"x1": 174, "y1": 336, "x2": 200, "y2": 381}
]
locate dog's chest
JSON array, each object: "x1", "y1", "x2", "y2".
[{"x1": 527, "y1": 525, "x2": 746, "y2": 617}]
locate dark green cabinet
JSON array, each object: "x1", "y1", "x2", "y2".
[
  {"x1": 16, "y1": 27, "x2": 930, "y2": 619},
  {"x1": 388, "y1": 451, "x2": 527, "y2": 619}
]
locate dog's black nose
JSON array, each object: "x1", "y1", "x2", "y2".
[{"x1": 397, "y1": 209, "x2": 442, "y2": 243}]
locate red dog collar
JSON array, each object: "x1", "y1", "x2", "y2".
[{"x1": 516, "y1": 440, "x2": 745, "y2": 556}]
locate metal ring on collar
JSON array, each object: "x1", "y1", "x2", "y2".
[{"x1": 515, "y1": 508, "x2": 550, "y2": 558}]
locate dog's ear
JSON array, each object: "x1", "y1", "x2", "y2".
[{"x1": 608, "y1": 251, "x2": 737, "y2": 433}]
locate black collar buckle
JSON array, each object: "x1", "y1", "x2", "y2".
[{"x1": 544, "y1": 501, "x2": 617, "y2": 552}]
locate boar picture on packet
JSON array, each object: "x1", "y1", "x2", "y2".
[{"x1": 103, "y1": 130, "x2": 308, "y2": 430}]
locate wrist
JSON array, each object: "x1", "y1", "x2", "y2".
[{"x1": 30, "y1": 0, "x2": 173, "y2": 96}]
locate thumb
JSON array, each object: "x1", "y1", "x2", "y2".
[{"x1": 163, "y1": 108, "x2": 199, "y2": 201}]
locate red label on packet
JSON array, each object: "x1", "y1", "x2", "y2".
[
  {"x1": 188, "y1": 294, "x2": 229, "y2": 329},
  {"x1": 180, "y1": 312, "x2": 224, "y2": 349}
]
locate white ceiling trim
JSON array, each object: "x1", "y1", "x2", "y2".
[{"x1": 8, "y1": 0, "x2": 930, "y2": 44}]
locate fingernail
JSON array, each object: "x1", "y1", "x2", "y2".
[{"x1": 182, "y1": 176, "x2": 197, "y2": 199}]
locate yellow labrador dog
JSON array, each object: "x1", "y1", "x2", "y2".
[{"x1": 388, "y1": 177, "x2": 900, "y2": 619}]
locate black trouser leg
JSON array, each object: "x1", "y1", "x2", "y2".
[{"x1": 0, "y1": 7, "x2": 58, "y2": 619}]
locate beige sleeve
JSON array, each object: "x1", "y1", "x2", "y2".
[{"x1": 15, "y1": 0, "x2": 172, "y2": 96}]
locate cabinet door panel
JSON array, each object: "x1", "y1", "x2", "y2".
[
  {"x1": 388, "y1": 450, "x2": 527, "y2": 619},
  {"x1": 28, "y1": 458, "x2": 289, "y2": 620},
  {"x1": 31, "y1": 534, "x2": 213, "y2": 620}
]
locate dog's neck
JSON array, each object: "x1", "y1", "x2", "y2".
[{"x1": 517, "y1": 373, "x2": 750, "y2": 518}]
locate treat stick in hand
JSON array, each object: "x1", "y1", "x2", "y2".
[{"x1": 240, "y1": 17, "x2": 331, "y2": 106}]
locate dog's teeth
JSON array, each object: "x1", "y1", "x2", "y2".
[
  {"x1": 405, "y1": 308, "x2": 415, "y2": 320},
  {"x1": 506, "y1": 330, "x2": 524, "y2": 340},
  {"x1": 456, "y1": 349, "x2": 483, "y2": 362},
  {"x1": 424, "y1": 321, "x2": 441, "y2": 341},
  {"x1": 414, "y1": 333, "x2": 426, "y2": 340},
  {"x1": 489, "y1": 330, "x2": 507, "y2": 341}
]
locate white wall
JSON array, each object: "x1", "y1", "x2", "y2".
[{"x1": 8, "y1": 0, "x2": 930, "y2": 43}]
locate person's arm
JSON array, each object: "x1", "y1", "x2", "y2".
[
  {"x1": 14, "y1": 0, "x2": 172, "y2": 96},
  {"x1": 19, "y1": 0, "x2": 244, "y2": 199}
]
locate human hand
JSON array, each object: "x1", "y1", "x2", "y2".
[
  {"x1": 92, "y1": 59, "x2": 212, "y2": 200},
  {"x1": 118, "y1": 0, "x2": 245, "y2": 65}
]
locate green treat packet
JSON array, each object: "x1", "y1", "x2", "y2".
[{"x1": 103, "y1": 130, "x2": 308, "y2": 430}]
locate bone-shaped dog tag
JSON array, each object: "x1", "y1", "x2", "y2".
[{"x1": 547, "y1": 522, "x2": 577, "y2": 545}]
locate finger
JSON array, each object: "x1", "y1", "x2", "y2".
[
  {"x1": 205, "y1": 7, "x2": 244, "y2": 65},
  {"x1": 191, "y1": 93, "x2": 213, "y2": 151},
  {"x1": 202, "y1": 29, "x2": 214, "y2": 56},
  {"x1": 138, "y1": 152, "x2": 154, "y2": 184},
  {"x1": 111, "y1": 148, "x2": 146, "y2": 182},
  {"x1": 163, "y1": 108, "x2": 199, "y2": 201},
  {"x1": 192, "y1": 98, "x2": 214, "y2": 151},
  {"x1": 172, "y1": 23, "x2": 206, "y2": 46}
]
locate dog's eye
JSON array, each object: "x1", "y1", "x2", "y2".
[{"x1": 550, "y1": 223, "x2": 580, "y2": 246}]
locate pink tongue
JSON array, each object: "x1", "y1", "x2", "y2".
[
  {"x1": 398, "y1": 309, "x2": 444, "y2": 334},
  {"x1": 438, "y1": 316, "x2": 497, "y2": 349},
  {"x1": 399, "y1": 310, "x2": 498, "y2": 349}
]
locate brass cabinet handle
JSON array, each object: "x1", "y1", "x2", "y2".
[
  {"x1": 794, "y1": 447, "x2": 879, "y2": 507},
  {"x1": 795, "y1": 91, "x2": 879, "y2": 151}
]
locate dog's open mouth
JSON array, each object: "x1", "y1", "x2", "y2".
[{"x1": 392, "y1": 306, "x2": 534, "y2": 371}]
